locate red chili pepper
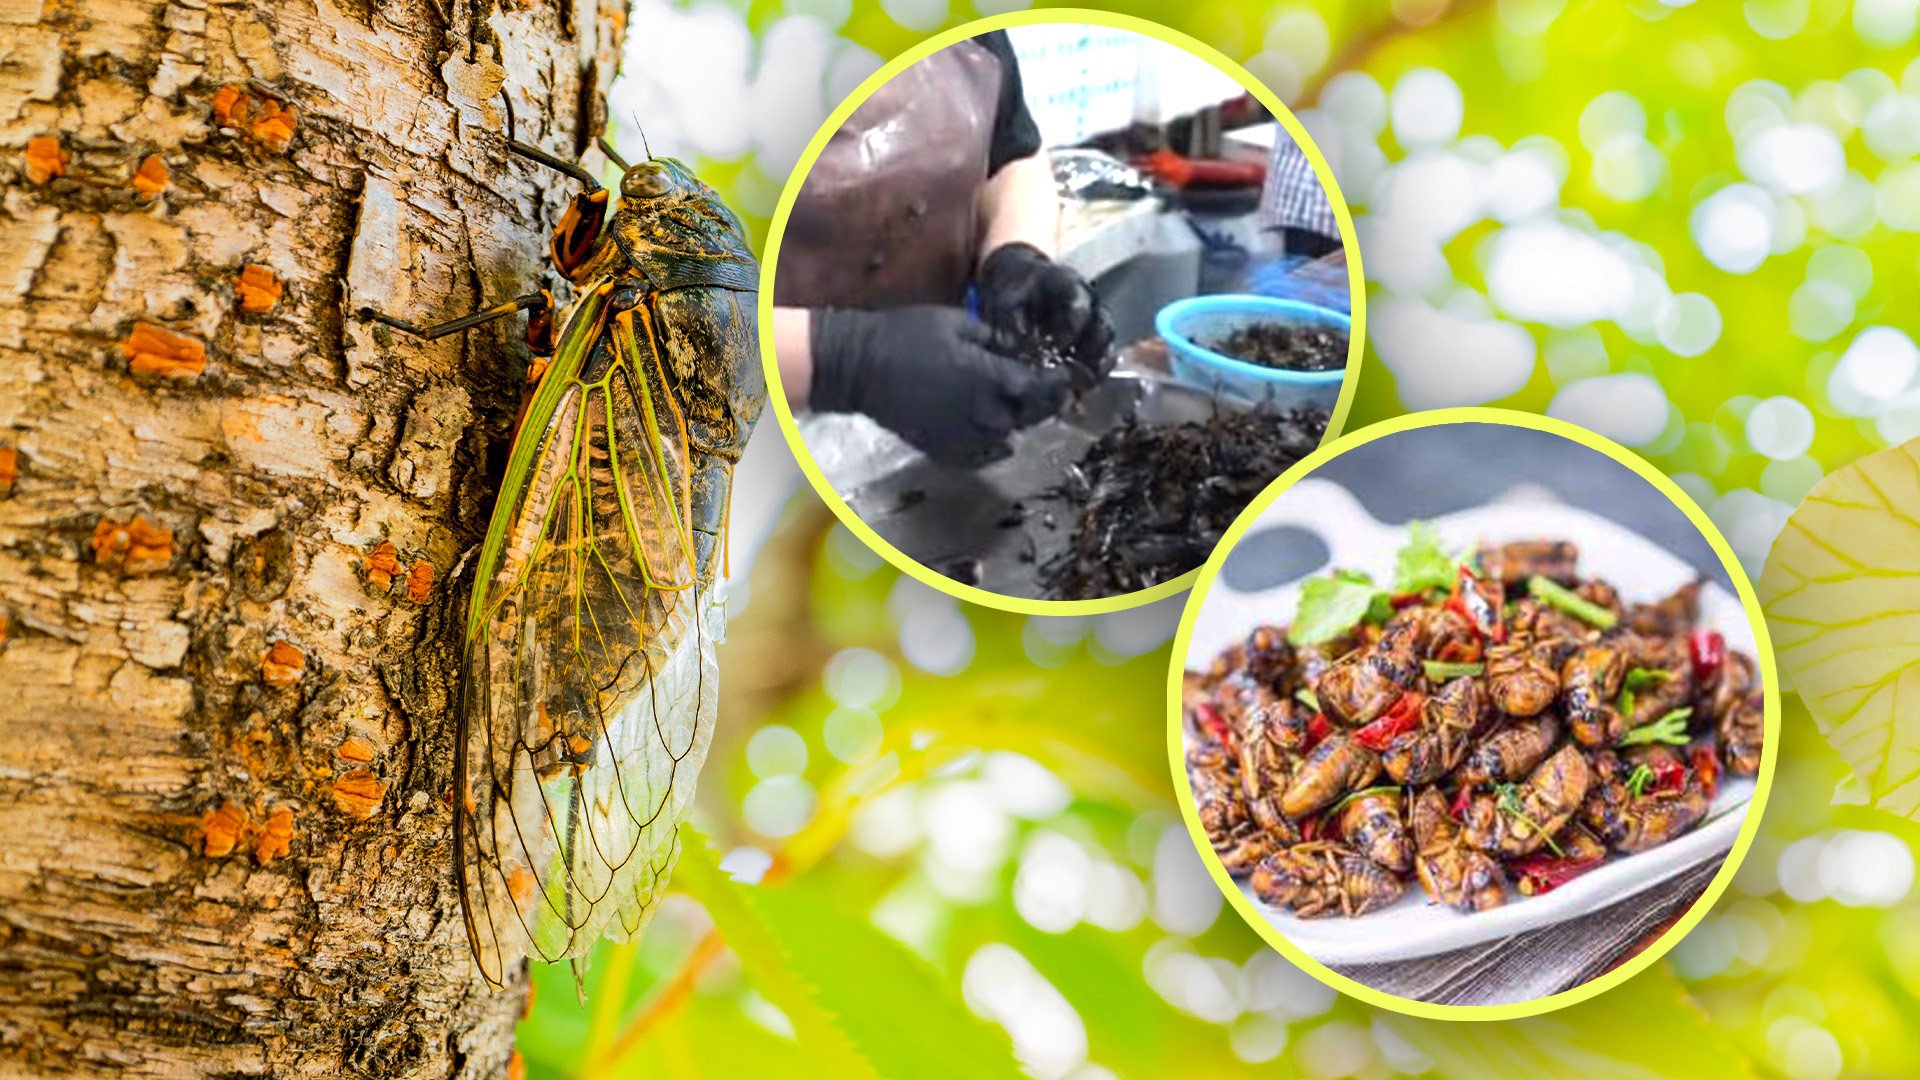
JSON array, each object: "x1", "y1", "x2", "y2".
[
  {"x1": 1389, "y1": 590, "x2": 1427, "y2": 609},
  {"x1": 1193, "y1": 702, "x2": 1235, "y2": 754},
  {"x1": 1510, "y1": 851, "x2": 1605, "y2": 895},
  {"x1": 1652, "y1": 757, "x2": 1687, "y2": 794},
  {"x1": 1689, "y1": 629, "x2": 1726, "y2": 681},
  {"x1": 1691, "y1": 743, "x2": 1721, "y2": 798},
  {"x1": 1436, "y1": 638, "x2": 1483, "y2": 664},
  {"x1": 1446, "y1": 565, "x2": 1507, "y2": 644},
  {"x1": 1353, "y1": 691, "x2": 1425, "y2": 750},
  {"x1": 1304, "y1": 712, "x2": 1333, "y2": 752},
  {"x1": 1449, "y1": 784, "x2": 1474, "y2": 821},
  {"x1": 1300, "y1": 814, "x2": 1321, "y2": 841}
]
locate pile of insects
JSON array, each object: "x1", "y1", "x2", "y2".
[
  {"x1": 1205, "y1": 322, "x2": 1346, "y2": 373},
  {"x1": 1183, "y1": 529, "x2": 1765, "y2": 918},
  {"x1": 1038, "y1": 404, "x2": 1326, "y2": 599}
]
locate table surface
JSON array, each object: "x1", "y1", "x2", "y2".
[{"x1": 1335, "y1": 860, "x2": 1720, "y2": 1005}]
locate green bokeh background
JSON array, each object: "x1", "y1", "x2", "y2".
[{"x1": 523, "y1": 2, "x2": 1920, "y2": 1077}]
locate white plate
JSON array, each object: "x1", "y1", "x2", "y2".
[{"x1": 1186, "y1": 480, "x2": 1758, "y2": 966}]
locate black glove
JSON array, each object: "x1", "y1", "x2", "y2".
[
  {"x1": 809, "y1": 306, "x2": 1070, "y2": 463},
  {"x1": 976, "y1": 242, "x2": 1115, "y2": 388}
]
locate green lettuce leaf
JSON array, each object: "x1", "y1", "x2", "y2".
[
  {"x1": 1394, "y1": 520, "x2": 1457, "y2": 593},
  {"x1": 1290, "y1": 569, "x2": 1380, "y2": 645}
]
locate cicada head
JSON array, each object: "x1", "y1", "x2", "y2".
[
  {"x1": 609, "y1": 156, "x2": 753, "y2": 266},
  {"x1": 616, "y1": 156, "x2": 701, "y2": 201}
]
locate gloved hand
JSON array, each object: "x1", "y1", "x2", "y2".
[
  {"x1": 976, "y1": 242, "x2": 1115, "y2": 389},
  {"x1": 809, "y1": 306, "x2": 1070, "y2": 463}
]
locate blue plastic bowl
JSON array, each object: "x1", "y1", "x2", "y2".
[{"x1": 1157, "y1": 295, "x2": 1350, "y2": 411}]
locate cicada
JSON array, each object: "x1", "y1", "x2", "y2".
[{"x1": 365, "y1": 133, "x2": 764, "y2": 988}]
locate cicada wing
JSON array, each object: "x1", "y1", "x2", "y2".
[{"x1": 455, "y1": 290, "x2": 718, "y2": 987}]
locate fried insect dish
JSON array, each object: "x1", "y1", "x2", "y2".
[{"x1": 1185, "y1": 531, "x2": 1764, "y2": 918}]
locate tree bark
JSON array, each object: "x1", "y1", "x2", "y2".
[{"x1": 0, "y1": 0, "x2": 624, "y2": 1074}]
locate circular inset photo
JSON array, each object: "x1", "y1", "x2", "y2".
[
  {"x1": 760, "y1": 12, "x2": 1363, "y2": 612},
  {"x1": 1168, "y1": 410, "x2": 1779, "y2": 1017}
]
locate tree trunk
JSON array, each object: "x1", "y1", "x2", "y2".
[{"x1": 0, "y1": 0, "x2": 623, "y2": 1074}]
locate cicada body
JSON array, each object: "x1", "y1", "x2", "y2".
[{"x1": 449, "y1": 152, "x2": 764, "y2": 988}]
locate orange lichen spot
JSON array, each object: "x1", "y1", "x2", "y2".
[
  {"x1": 507, "y1": 1052, "x2": 525, "y2": 1080},
  {"x1": 261, "y1": 639, "x2": 305, "y2": 687},
  {"x1": 365, "y1": 539, "x2": 400, "y2": 592},
  {"x1": 91, "y1": 515, "x2": 174, "y2": 574},
  {"x1": 536, "y1": 703, "x2": 554, "y2": 738},
  {"x1": 568, "y1": 734, "x2": 592, "y2": 757},
  {"x1": 405, "y1": 560, "x2": 434, "y2": 604},
  {"x1": 234, "y1": 264, "x2": 281, "y2": 313},
  {"x1": 522, "y1": 978, "x2": 536, "y2": 1020},
  {"x1": 122, "y1": 321, "x2": 207, "y2": 380},
  {"x1": 0, "y1": 446, "x2": 16, "y2": 498},
  {"x1": 210, "y1": 84, "x2": 249, "y2": 127},
  {"x1": 337, "y1": 735, "x2": 376, "y2": 763},
  {"x1": 250, "y1": 100, "x2": 297, "y2": 152},
  {"x1": 24, "y1": 136, "x2": 66, "y2": 184},
  {"x1": 507, "y1": 865, "x2": 536, "y2": 907},
  {"x1": 254, "y1": 806, "x2": 295, "y2": 865},
  {"x1": 331, "y1": 769, "x2": 385, "y2": 820},
  {"x1": 200, "y1": 801, "x2": 248, "y2": 858},
  {"x1": 132, "y1": 154, "x2": 169, "y2": 198}
]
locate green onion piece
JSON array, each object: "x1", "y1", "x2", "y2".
[
  {"x1": 1618, "y1": 668, "x2": 1675, "y2": 715},
  {"x1": 1527, "y1": 576, "x2": 1619, "y2": 629},
  {"x1": 1619, "y1": 707, "x2": 1694, "y2": 747},
  {"x1": 1623, "y1": 667, "x2": 1673, "y2": 692},
  {"x1": 1423, "y1": 660, "x2": 1485, "y2": 681},
  {"x1": 1328, "y1": 784, "x2": 1402, "y2": 816},
  {"x1": 1295, "y1": 688, "x2": 1320, "y2": 712},
  {"x1": 1625, "y1": 762, "x2": 1655, "y2": 799}
]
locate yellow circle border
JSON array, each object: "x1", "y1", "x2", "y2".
[
  {"x1": 1163, "y1": 406, "x2": 1783, "y2": 1021},
  {"x1": 755, "y1": 8, "x2": 1369, "y2": 616}
]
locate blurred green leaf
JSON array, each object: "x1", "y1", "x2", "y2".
[
  {"x1": 598, "y1": 991, "x2": 837, "y2": 1077},
  {"x1": 674, "y1": 827, "x2": 1023, "y2": 1080},
  {"x1": 663, "y1": 830, "x2": 880, "y2": 1080},
  {"x1": 896, "y1": 671, "x2": 1173, "y2": 807},
  {"x1": 1761, "y1": 438, "x2": 1920, "y2": 819},
  {"x1": 1385, "y1": 965, "x2": 1757, "y2": 1079}
]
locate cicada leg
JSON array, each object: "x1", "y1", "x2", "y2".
[
  {"x1": 360, "y1": 291, "x2": 560, "y2": 427},
  {"x1": 361, "y1": 290, "x2": 555, "y2": 353},
  {"x1": 503, "y1": 139, "x2": 609, "y2": 277}
]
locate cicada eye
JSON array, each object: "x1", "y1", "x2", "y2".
[{"x1": 621, "y1": 165, "x2": 672, "y2": 199}]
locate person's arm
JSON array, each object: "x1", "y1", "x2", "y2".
[
  {"x1": 965, "y1": 35, "x2": 1110, "y2": 384},
  {"x1": 976, "y1": 151, "x2": 1060, "y2": 266},
  {"x1": 772, "y1": 303, "x2": 1069, "y2": 462},
  {"x1": 772, "y1": 306, "x2": 813, "y2": 408}
]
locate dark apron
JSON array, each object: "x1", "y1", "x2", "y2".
[{"x1": 774, "y1": 39, "x2": 1003, "y2": 309}]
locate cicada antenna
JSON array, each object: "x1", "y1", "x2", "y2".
[
  {"x1": 632, "y1": 112, "x2": 652, "y2": 160},
  {"x1": 598, "y1": 135, "x2": 630, "y2": 171}
]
